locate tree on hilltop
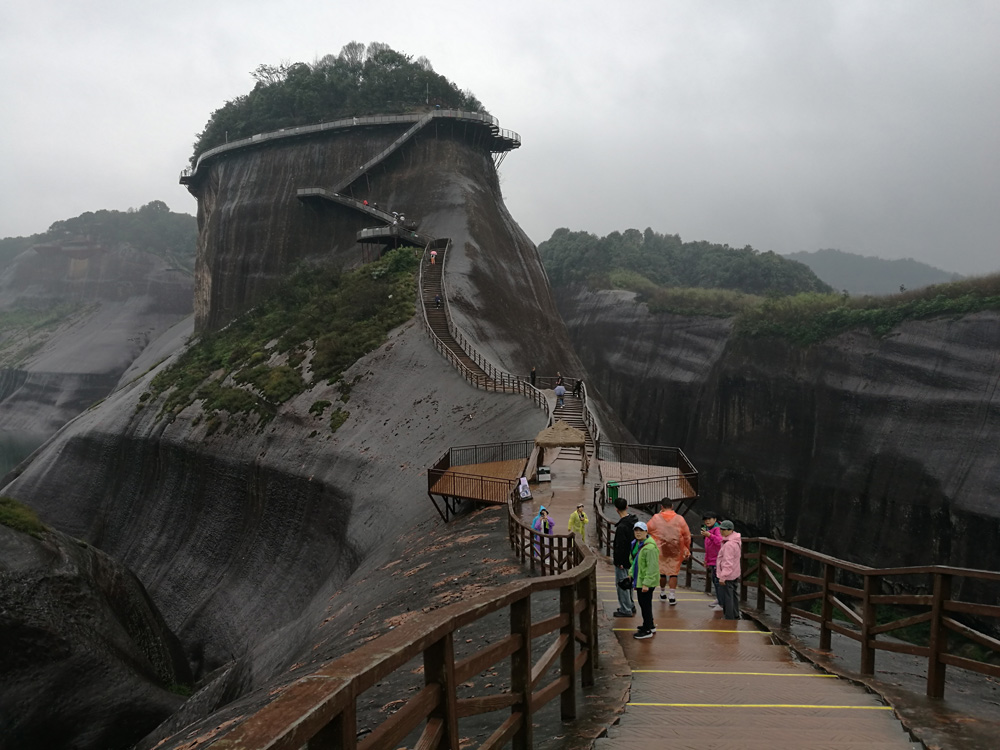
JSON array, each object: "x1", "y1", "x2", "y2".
[{"x1": 191, "y1": 42, "x2": 485, "y2": 162}]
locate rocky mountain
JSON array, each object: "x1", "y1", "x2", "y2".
[
  {"x1": 0, "y1": 214, "x2": 195, "y2": 476},
  {"x1": 553, "y1": 284, "x2": 1000, "y2": 577},
  {"x1": 0, "y1": 113, "x2": 616, "y2": 748}
]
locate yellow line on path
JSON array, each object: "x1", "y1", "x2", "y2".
[
  {"x1": 613, "y1": 628, "x2": 772, "y2": 634},
  {"x1": 630, "y1": 703, "x2": 893, "y2": 710},
  {"x1": 632, "y1": 669, "x2": 838, "y2": 680}
]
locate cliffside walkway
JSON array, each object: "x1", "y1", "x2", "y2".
[{"x1": 181, "y1": 109, "x2": 521, "y2": 187}]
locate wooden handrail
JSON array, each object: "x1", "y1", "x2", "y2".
[
  {"x1": 201, "y1": 496, "x2": 597, "y2": 749},
  {"x1": 740, "y1": 537, "x2": 1000, "y2": 698}
]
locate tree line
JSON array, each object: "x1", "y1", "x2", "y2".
[
  {"x1": 538, "y1": 227, "x2": 832, "y2": 297},
  {"x1": 191, "y1": 42, "x2": 484, "y2": 162}
]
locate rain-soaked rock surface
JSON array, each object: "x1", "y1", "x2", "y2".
[
  {"x1": 1, "y1": 118, "x2": 628, "y2": 748},
  {"x1": 554, "y1": 284, "x2": 1000, "y2": 575},
  {"x1": 0, "y1": 243, "x2": 193, "y2": 457},
  {"x1": 0, "y1": 523, "x2": 191, "y2": 749}
]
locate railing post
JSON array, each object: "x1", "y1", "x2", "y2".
[
  {"x1": 559, "y1": 583, "x2": 577, "y2": 720},
  {"x1": 780, "y1": 547, "x2": 793, "y2": 628},
  {"x1": 684, "y1": 555, "x2": 692, "y2": 588},
  {"x1": 927, "y1": 571, "x2": 952, "y2": 698},
  {"x1": 819, "y1": 563, "x2": 834, "y2": 651},
  {"x1": 511, "y1": 597, "x2": 533, "y2": 750},
  {"x1": 423, "y1": 633, "x2": 459, "y2": 749},
  {"x1": 307, "y1": 684, "x2": 356, "y2": 750},
  {"x1": 860, "y1": 573, "x2": 879, "y2": 675},
  {"x1": 576, "y1": 573, "x2": 595, "y2": 686},
  {"x1": 755, "y1": 544, "x2": 766, "y2": 610}
]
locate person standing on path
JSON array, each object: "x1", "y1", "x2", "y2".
[
  {"x1": 530, "y1": 366, "x2": 537, "y2": 387},
  {"x1": 646, "y1": 498, "x2": 691, "y2": 604},
  {"x1": 612, "y1": 498, "x2": 638, "y2": 617},
  {"x1": 531, "y1": 506, "x2": 554, "y2": 559},
  {"x1": 700, "y1": 511, "x2": 724, "y2": 611},
  {"x1": 716, "y1": 520, "x2": 743, "y2": 620},
  {"x1": 567, "y1": 503, "x2": 588, "y2": 536},
  {"x1": 430, "y1": 249, "x2": 437, "y2": 264},
  {"x1": 630, "y1": 521, "x2": 660, "y2": 639}
]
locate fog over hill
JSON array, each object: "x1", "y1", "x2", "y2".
[{"x1": 785, "y1": 248, "x2": 961, "y2": 296}]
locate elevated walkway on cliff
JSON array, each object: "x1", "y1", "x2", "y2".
[{"x1": 180, "y1": 109, "x2": 521, "y2": 189}]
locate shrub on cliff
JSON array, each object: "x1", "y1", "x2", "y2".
[
  {"x1": 735, "y1": 273, "x2": 1000, "y2": 344},
  {"x1": 0, "y1": 496, "x2": 46, "y2": 538},
  {"x1": 146, "y1": 248, "x2": 419, "y2": 428},
  {"x1": 192, "y1": 42, "x2": 484, "y2": 161},
  {"x1": 539, "y1": 227, "x2": 831, "y2": 297}
]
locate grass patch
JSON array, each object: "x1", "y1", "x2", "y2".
[
  {"x1": 0, "y1": 496, "x2": 46, "y2": 538},
  {"x1": 735, "y1": 274, "x2": 1000, "y2": 345},
  {"x1": 329, "y1": 408, "x2": 350, "y2": 432},
  {"x1": 146, "y1": 248, "x2": 418, "y2": 427}
]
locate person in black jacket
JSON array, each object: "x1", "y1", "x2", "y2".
[{"x1": 612, "y1": 497, "x2": 639, "y2": 617}]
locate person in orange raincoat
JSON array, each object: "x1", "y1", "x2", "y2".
[{"x1": 645, "y1": 498, "x2": 691, "y2": 605}]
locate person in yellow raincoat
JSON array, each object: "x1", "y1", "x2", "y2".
[
  {"x1": 567, "y1": 503, "x2": 589, "y2": 536},
  {"x1": 646, "y1": 498, "x2": 691, "y2": 605}
]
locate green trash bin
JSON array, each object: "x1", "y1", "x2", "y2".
[{"x1": 607, "y1": 481, "x2": 619, "y2": 501}]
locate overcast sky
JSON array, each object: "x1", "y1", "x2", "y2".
[{"x1": 2, "y1": 0, "x2": 997, "y2": 274}]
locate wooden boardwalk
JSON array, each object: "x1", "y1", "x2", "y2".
[
  {"x1": 521, "y1": 452, "x2": 916, "y2": 748},
  {"x1": 428, "y1": 458, "x2": 524, "y2": 503},
  {"x1": 592, "y1": 567, "x2": 921, "y2": 749}
]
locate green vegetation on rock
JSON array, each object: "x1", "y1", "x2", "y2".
[
  {"x1": 0, "y1": 201, "x2": 196, "y2": 274},
  {"x1": 0, "y1": 303, "x2": 88, "y2": 367},
  {"x1": 147, "y1": 247, "x2": 419, "y2": 429},
  {"x1": 539, "y1": 227, "x2": 831, "y2": 297},
  {"x1": 735, "y1": 275, "x2": 1000, "y2": 345},
  {"x1": 0, "y1": 496, "x2": 46, "y2": 538},
  {"x1": 192, "y1": 41, "x2": 484, "y2": 161}
]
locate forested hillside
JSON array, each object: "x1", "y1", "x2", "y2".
[
  {"x1": 192, "y1": 41, "x2": 483, "y2": 161},
  {"x1": 538, "y1": 227, "x2": 831, "y2": 297},
  {"x1": 0, "y1": 201, "x2": 196, "y2": 274},
  {"x1": 785, "y1": 248, "x2": 960, "y2": 295}
]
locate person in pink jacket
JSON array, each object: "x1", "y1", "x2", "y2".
[
  {"x1": 715, "y1": 520, "x2": 743, "y2": 620},
  {"x1": 700, "y1": 511, "x2": 724, "y2": 611}
]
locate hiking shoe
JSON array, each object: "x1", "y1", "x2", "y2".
[
  {"x1": 710, "y1": 603, "x2": 723, "y2": 611},
  {"x1": 669, "y1": 596, "x2": 677, "y2": 606},
  {"x1": 649, "y1": 624, "x2": 657, "y2": 632},
  {"x1": 659, "y1": 593, "x2": 667, "y2": 600},
  {"x1": 613, "y1": 610, "x2": 633, "y2": 617},
  {"x1": 633, "y1": 629, "x2": 654, "y2": 640}
]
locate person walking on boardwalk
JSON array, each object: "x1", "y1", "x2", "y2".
[
  {"x1": 646, "y1": 498, "x2": 691, "y2": 605},
  {"x1": 554, "y1": 383, "x2": 566, "y2": 408},
  {"x1": 716, "y1": 520, "x2": 743, "y2": 620},
  {"x1": 572, "y1": 378, "x2": 583, "y2": 398},
  {"x1": 700, "y1": 511, "x2": 724, "y2": 611},
  {"x1": 430, "y1": 249, "x2": 438, "y2": 264},
  {"x1": 612, "y1": 498, "x2": 639, "y2": 618},
  {"x1": 531, "y1": 506, "x2": 554, "y2": 559},
  {"x1": 567, "y1": 503, "x2": 588, "y2": 536},
  {"x1": 630, "y1": 521, "x2": 660, "y2": 639}
]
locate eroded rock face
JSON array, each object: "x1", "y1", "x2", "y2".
[
  {"x1": 2, "y1": 119, "x2": 631, "y2": 748},
  {"x1": 0, "y1": 524, "x2": 190, "y2": 750},
  {"x1": 0, "y1": 245, "x2": 193, "y2": 451},
  {"x1": 555, "y1": 285, "x2": 1000, "y2": 573}
]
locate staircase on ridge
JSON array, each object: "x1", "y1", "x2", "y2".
[
  {"x1": 421, "y1": 244, "x2": 492, "y2": 382},
  {"x1": 555, "y1": 391, "x2": 595, "y2": 457}
]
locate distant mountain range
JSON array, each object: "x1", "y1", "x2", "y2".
[{"x1": 784, "y1": 248, "x2": 960, "y2": 295}]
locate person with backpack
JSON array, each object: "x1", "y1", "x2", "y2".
[{"x1": 612, "y1": 498, "x2": 638, "y2": 617}]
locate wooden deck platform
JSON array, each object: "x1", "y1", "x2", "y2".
[{"x1": 428, "y1": 458, "x2": 524, "y2": 503}]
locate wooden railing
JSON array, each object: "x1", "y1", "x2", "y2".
[
  {"x1": 198, "y1": 476, "x2": 596, "y2": 750},
  {"x1": 447, "y1": 440, "x2": 534, "y2": 466},
  {"x1": 417, "y1": 243, "x2": 551, "y2": 417},
  {"x1": 740, "y1": 538, "x2": 1000, "y2": 698}
]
